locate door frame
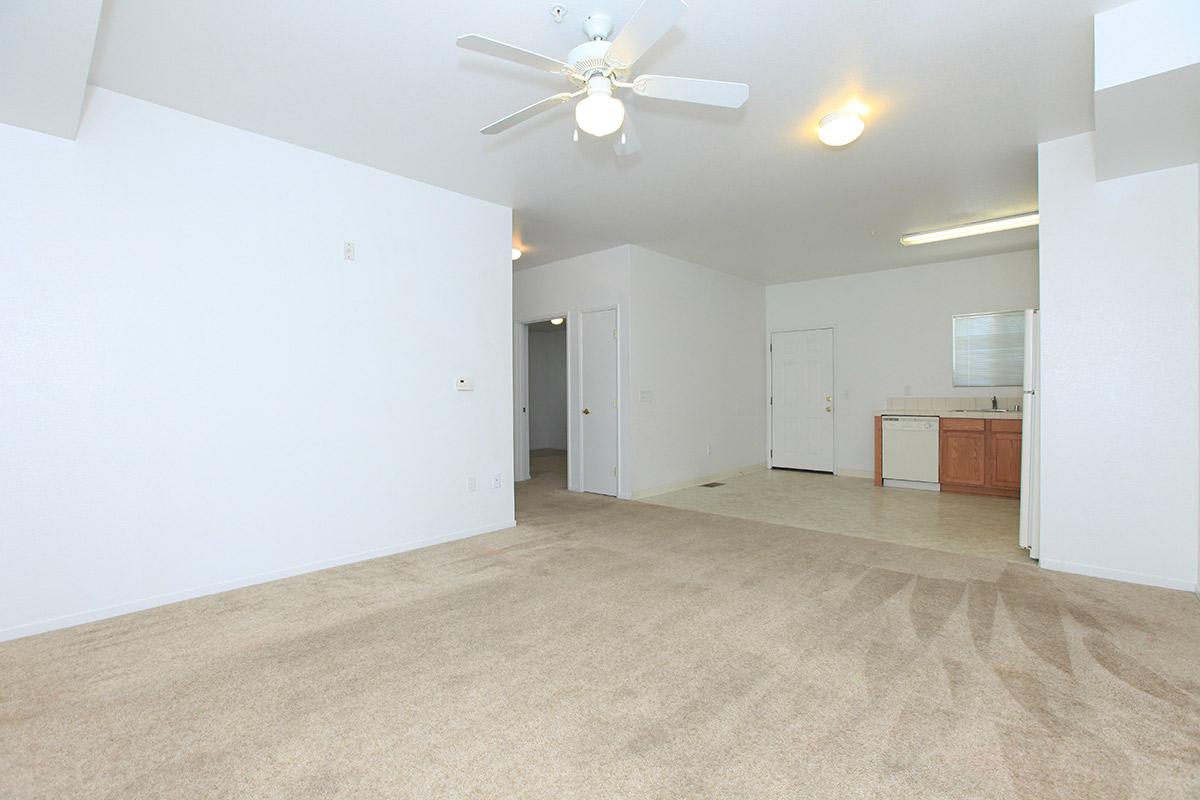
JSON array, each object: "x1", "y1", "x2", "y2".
[
  {"x1": 578, "y1": 304, "x2": 622, "y2": 497},
  {"x1": 767, "y1": 326, "x2": 837, "y2": 474},
  {"x1": 513, "y1": 313, "x2": 569, "y2": 484}
]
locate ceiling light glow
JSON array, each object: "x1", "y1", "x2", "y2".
[
  {"x1": 575, "y1": 79, "x2": 625, "y2": 137},
  {"x1": 512, "y1": 248, "x2": 523, "y2": 261},
  {"x1": 900, "y1": 212, "x2": 1040, "y2": 246},
  {"x1": 550, "y1": 317, "x2": 564, "y2": 325},
  {"x1": 817, "y1": 109, "x2": 865, "y2": 147}
]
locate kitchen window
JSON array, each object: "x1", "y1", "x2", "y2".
[{"x1": 952, "y1": 311, "x2": 1024, "y2": 387}]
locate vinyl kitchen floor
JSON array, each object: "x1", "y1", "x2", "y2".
[{"x1": 639, "y1": 468, "x2": 1030, "y2": 563}]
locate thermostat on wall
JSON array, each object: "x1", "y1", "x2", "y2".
[{"x1": 456, "y1": 377, "x2": 474, "y2": 391}]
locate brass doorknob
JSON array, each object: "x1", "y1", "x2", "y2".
[
  {"x1": 825, "y1": 406, "x2": 832, "y2": 412},
  {"x1": 582, "y1": 408, "x2": 591, "y2": 415}
]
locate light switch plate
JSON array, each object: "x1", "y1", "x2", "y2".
[{"x1": 456, "y1": 377, "x2": 474, "y2": 391}]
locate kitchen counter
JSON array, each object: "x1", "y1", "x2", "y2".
[{"x1": 876, "y1": 409, "x2": 1022, "y2": 420}]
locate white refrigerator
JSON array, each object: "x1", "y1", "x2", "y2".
[{"x1": 1019, "y1": 308, "x2": 1040, "y2": 558}]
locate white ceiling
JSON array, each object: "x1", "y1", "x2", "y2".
[{"x1": 88, "y1": 0, "x2": 1117, "y2": 283}]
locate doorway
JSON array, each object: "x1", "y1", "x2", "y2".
[
  {"x1": 770, "y1": 328, "x2": 835, "y2": 472},
  {"x1": 526, "y1": 318, "x2": 568, "y2": 487},
  {"x1": 514, "y1": 308, "x2": 620, "y2": 498},
  {"x1": 515, "y1": 317, "x2": 568, "y2": 488}
]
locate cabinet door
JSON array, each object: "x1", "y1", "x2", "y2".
[
  {"x1": 940, "y1": 430, "x2": 986, "y2": 487},
  {"x1": 987, "y1": 430, "x2": 1023, "y2": 490}
]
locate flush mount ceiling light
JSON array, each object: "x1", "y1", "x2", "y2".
[
  {"x1": 512, "y1": 247, "x2": 523, "y2": 260},
  {"x1": 900, "y1": 212, "x2": 1040, "y2": 246},
  {"x1": 817, "y1": 109, "x2": 865, "y2": 147},
  {"x1": 550, "y1": 317, "x2": 565, "y2": 325}
]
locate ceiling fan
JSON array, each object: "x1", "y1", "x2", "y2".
[{"x1": 457, "y1": 0, "x2": 749, "y2": 156}]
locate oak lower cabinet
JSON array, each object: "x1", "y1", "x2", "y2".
[{"x1": 940, "y1": 418, "x2": 1022, "y2": 498}]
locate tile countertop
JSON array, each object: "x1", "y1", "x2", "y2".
[{"x1": 875, "y1": 409, "x2": 1023, "y2": 419}]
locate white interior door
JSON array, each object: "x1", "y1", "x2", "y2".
[
  {"x1": 771, "y1": 328, "x2": 835, "y2": 472},
  {"x1": 513, "y1": 322, "x2": 530, "y2": 482},
  {"x1": 580, "y1": 309, "x2": 618, "y2": 496}
]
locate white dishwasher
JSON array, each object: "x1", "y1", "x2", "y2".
[{"x1": 882, "y1": 415, "x2": 940, "y2": 490}]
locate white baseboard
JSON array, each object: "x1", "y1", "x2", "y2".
[
  {"x1": 632, "y1": 463, "x2": 767, "y2": 500},
  {"x1": 0, "y1": 519, "x2": 517, "y2": 644},
  {"x1": 1039, "y1": 557, "x2": 1198, "y2": 593}
]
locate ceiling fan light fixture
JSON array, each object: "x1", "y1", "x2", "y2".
[
  {"x1": 575, "y1": 77, "x2": 625, "y2": 137},
  {"x1": 818, "y1": 109, "x2": 865, "y2": 147}
]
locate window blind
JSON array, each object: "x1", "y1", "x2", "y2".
[{"x1": 952, "y1": 311, "x2": 1024, "y2": 387}]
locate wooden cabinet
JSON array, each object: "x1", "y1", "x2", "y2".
[
  {"x1": 940, "y1": 419, "x2": 986, "y2": 487},
  {"x1": 873, "y1": 415, "x2": 1023, "y2": 497},
  {"x1": 940, "y1": 417, "x2": 1022, "y2": 498}
]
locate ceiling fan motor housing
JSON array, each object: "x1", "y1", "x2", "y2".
[{"x1": 567, "y1": 40, "x2": 615, "y2": 77}]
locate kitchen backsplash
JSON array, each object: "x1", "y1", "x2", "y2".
[{"x1": 885, "y1": 396, "x2": 1023, "y2": 412}]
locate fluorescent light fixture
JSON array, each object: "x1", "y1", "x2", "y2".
[
  {"x1": 550, "y1": 317, "x2": 564, "y2": 326},
  {"x1": 512, "y1": 247, "x2": 522, "y2": 261},
  {"x1": 900, "y1": 212, "x2": 1039, "y2": 246},
  {"x1": 818, "y1": 109, "x2": 865, "y2": 147}
]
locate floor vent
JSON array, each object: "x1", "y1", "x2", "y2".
[{"x1": 700, "y1": 482, "x2": 725, "y2": 488}]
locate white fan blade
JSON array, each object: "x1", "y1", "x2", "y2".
[
  {"x1": 480, "y1": 92, "x2": 581, "y2": 135},
  {"x1": 457, "y1": 34, "x2": 572, "y2": 75},
  {"x1": 614, "y1": 114, "x2": 641, "y2": 156},
  {"x1": 605, "y1": 0, "x2": 688, "y2": 70},
  {"x1": 633, "y1": 75, "x2": 749, "y2": 108}
]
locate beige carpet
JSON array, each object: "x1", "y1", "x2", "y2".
[{"x1": 2, "y1": 451, "x2": 1199, "y2": 799}]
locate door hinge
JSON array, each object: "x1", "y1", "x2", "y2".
[
  {"x1": 770, "y1": 396, "x2": 773, "y2": 405},
  {"x1": 612, "y1": 466, "x2": 617, "y2": 477},
  {"x1": 612, "y1": 328, "x2": 617, "y2": 339}
]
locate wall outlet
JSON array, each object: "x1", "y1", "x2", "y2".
[
  {"x1": 493, "y1": 473, "x2": 502, "y2": 489},
  {"x1": 456, "y1": 377, "x2": 474, "y2": 391},
  {"x1": 467, "y1": 476, "x2": 476, "y2": 492},
  {"x1": 343, "y1": 241, "x2": 356, "y2": 261}
]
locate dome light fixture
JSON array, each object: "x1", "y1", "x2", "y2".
[
  {"x1": 575, "y1": 77, "x2": 625, "y2": 137},
  {"x1": 512, "y1": 247, "x2": 522, "y2": 261},
  {"x1": 818, "y1": 108, "x2": 865, "y2": 147},
  {"x1": 550, "y1": 317, "x2": 564, "y2": 326}
]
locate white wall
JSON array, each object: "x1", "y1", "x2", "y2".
[
  {"x1": 629, "y1": 247, "x2": 766, "y2": 496},
  {"x1": 528, "y1": 329, "x2": 567, "y2": 451},
  {"x1": 765, "y1": 251, "x2": 1039, "y2": 475},
  {"x1": 0, "y1": 89, "x2": 515, "y2": 641},
  {"x1": 513, "y1": 245, "x2": 766, "y2": 498},
  {"x1": 1094, "y1": 0, "x2": 1200, "y2": 91},
  {"x1": 513, "y1": 246, "x2": 634, "y2": 498},
  {"x1": 1038, "y1": 131, "x2": 1199, "y2": 592}
]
